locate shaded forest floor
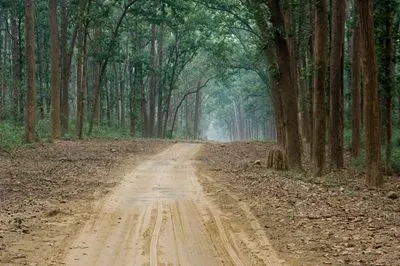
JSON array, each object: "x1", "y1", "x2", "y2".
[
  {"x1": 196, "y1": 142, "x2": 400, "y2": 266},
  {"x1": 1, "y1": 140, "x2": 399, "y2": 265},
  {"x1": 0, "y1": 140, "x2": 172, "y2": 265}
]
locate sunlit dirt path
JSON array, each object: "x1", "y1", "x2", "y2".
[{"x1": 61, "y1": 143, "x2": 284, "y2": 266}]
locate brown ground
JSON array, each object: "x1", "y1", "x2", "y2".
[
  {"x1": 0, "y1": 139, "x2": 171, "y2": 265},
  {"x1": 196, "y1": 142, "x2": 400, "y2": 266},
  {"x1": 1, "y1": 140, "x2": 399, "y2": 266}
]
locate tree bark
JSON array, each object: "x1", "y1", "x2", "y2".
[
  {"x1": 24, "y1": 0, "x2": 37, "y2": 143},
  {"x1": 351, "y1": 2, "x2": 361, "y2": 158},
  {"x1": 329, "y1": 0, "x2": 346, "y2": 169},
  {"x1": 60, "y1": 0, "x2": 69, "y2": 135},
  {"x1": 76, "y1": 26, "x2": 85, "y2": 139},
  {"x1": 194, "y1": 80, "x2": 201, "y2": 139},
  {"x1": 148, "y1": 24, "x2": 156, "y2": 137},
  {"x1": 157, "y1": 23, "x2": 164, "y2": 138},
  {"x1": 268, "y1": 0, "x2": 302, "y2": 170},
  {"x1": 358, "y1": 0, "x2": 382, "y2": 186},
  {"x1": 11, "y1": 17, "x2": 21, "y2": 122},
  {"x1": 312, "y1": 0, "x2": 328, "y2": 176},
  {"x1": 380, "y1": 2, "x2": 394, "y2": 170},
  {"x1": 49, "y1": 0, "x2": 61, "y2": 140}
]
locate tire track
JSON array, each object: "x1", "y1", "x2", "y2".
[
  {"x1": 60, "y1": 143, "x2": 284, "y2": 266},
  {"x1": 149, "y1": 202, "x2": 163, "y2": 266}
]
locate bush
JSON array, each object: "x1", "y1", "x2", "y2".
[
  {"x1": 0, "y1": 122, "x2": 24, "y2": 151},
  {"x1": 86, "y1": 124, "x2": 131, "y2": 139}
]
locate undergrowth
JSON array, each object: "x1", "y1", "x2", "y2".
[
  {"x1": 0, "y1": 120, "x2": 132, "y2": 152},
  {"x1": 344, "y1": 129, "x2": 400, "y2": 173}
]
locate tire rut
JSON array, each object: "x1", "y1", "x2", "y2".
[{"x1": 59, "y1": 143, "x2": 284, "y2": 265}]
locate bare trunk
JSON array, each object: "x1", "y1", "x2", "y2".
[
  {"x1": 11, "y1": 17, "x2": 21, "y2": 122},
  {"x1": 252, "y1": 5, "x2": 285, "y2": 146},
  {"x1": 76, "y1": 27, "x2": 85, "y2": 139},
  {"x1": 351, "y1": 2, "x2": 361, "y2": 158},
  {"x1": 312, "y1": 0, "x2": 328, "y2": 176},
  {"x1": 329, "y1": 0, "x2": 346, "y2": 169},
  {"x1": 60, "y1": 0, "x2": 68, "y2": 135},
  {"x1": 157, "y1": 23, "x2": 164, "y2": 138},
  {"x1": 194, "y1": 80, "x2": 201, "y2": 139},
  {"x1": 358, "y1": 0, "x2": 382, "y2": 186},
  {"x1": 24, "y1": 0, "x2": 36, "y2": 143},
  {"x1": 268, "y1": 0, "x2": 302, "y2": 170},
  {"x1": 148, "y1": 24, "x2": 156, "y2": 137},
  {"x1": 381, "y1": 3, "x2": 394, "y2": 170},
  {"x1": 49, "y1": 0, "x2": 61, "y2": 140}
]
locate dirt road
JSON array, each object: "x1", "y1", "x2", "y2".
[{"x1": 60, "y1": 143, "x2": 283, "y2": 265}]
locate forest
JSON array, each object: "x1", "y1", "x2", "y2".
[{"x1": 0, "y1": 0, "x2": 399, "y2": 187}]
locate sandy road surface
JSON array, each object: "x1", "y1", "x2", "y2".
[{"x1": 61, "y1": 143, "x2": 284, "y2": 266}]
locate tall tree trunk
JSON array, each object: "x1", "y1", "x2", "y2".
[
  {"x1": 157, "y1": 23, "x2": 164, "y2": 138},
  {"x1": 329, "y1": 0, "x2": 346, "y2": 169},
  {"x1": 120, "y1": 62, "x2": 127, "y2": 127},
  {"x1": 11, "y1": 17, "x2": 21, "y2": 122},
  {"x1": 60, "y1": 0, "x2": 69, "y2": 135},
  {"x1": 194, "y1": 80, "x2": 201, "y2": 139},
  {"x1": 49, "y1": 0, "x2": 61, "y2": 140},
  {"x1": 380, "y1": 2, "x2": 394, "y2": 170},
  {"x1": 148, "y1": 24, "x2": 156, "y2": 137},
  {"x1": 24, "y1": 0, "x2": 36, "y2": 143},
  {"x1": 351, "y1": 2, "x2": 361, "y2": 158},
  {"x1": 138, "y1": 63, "x2": 148, "y2": 137},
  {"x1": 268, "y1": 0, "x2": 302, "y2": 170},
  {"x1": 129, "y1": 62, "x2": 137, "y2": 136},
  {"x1": 76, "y1": 27, "x2": 84, "y2": 139},
  {"x1": 312, "y1": 0, "x2": 328, "y2": 176},
  {"x1": 60, "y1": 0, "x2": 80, "y2": 136},
  {"x1": 299, "y1": 57, "x2": 311, "y2": 143},
  {"x1": 358, "y1": 0, "x2": 382, "y2": 186},
  {"x1": 163, "y1": 90, "x2": 172, "y2": 138},
  {"x1": 250, "y1": 1, "x2": 286, "y2": 146}
]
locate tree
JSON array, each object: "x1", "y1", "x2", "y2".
[
  {"x1": 351, "y1": 1, "x2": 361, "y2": 159},
  {"x1": 267, "y1": 0, "x2": 302, "y2": 170},
  {"x1": 24, "y1": 0, "x2": 36, "y2": 143},
  {"x1": 11, "y1": 16, "x2": 22, "y2": 122},
  {"x1": 329, "y1": 0, "x2": 346, "y2": 169},
  {"x1": 358, "y1": 0, "x2": 382, "y2": 186},
  {"x1": 312, "y1": 0, "x2": 328, "y2": 176},
  {"x1": 375, "y1": 0, "x2": 395, "y2": 170},
  {"x1": 148, "y1": 24, "x2": 156, "y2": 137},
  {"x1": 49, "y1": 0, "x2": 60, "y2": 140}
]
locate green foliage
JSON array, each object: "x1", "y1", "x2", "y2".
[
  {"x1": 84, "y1": 124, "x2": 131, "y2": 140},
  {"x1": 0, "y1": 122, "x2": 24, "y2": 151},
  {"x1": 36, "y1": 117, "x2": 51, "y2": 140}
]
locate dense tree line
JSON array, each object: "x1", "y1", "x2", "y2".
[{"x1": 0, "y1": 0, "x2": 399, "y2": 186}]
